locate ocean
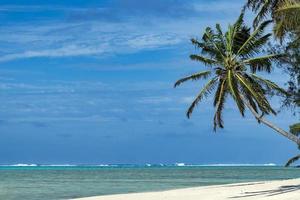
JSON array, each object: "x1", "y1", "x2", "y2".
[{"x1": 0, "y1": 165, "x2": 299, "y2": 200}]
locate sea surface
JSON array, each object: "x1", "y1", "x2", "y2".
[{"x1": 0, "y1": 165, "x2": 300, "y2": 200}]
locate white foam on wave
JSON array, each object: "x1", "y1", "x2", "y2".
[
  {"x1": 10, "y1": 164, "x2": 38, "y2": 167},
  {"x1": 0, "y1": 163, "x2": 277, "y2": 167},
  {"x1": 41, "y1": 164, "x2": 77, "y2": 167},
  {"x1": 175, "y1": 163, "x2": 186, "y2": 167}
]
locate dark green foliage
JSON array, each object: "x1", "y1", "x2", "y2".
[
  {"x1": 246, "y1": 0, "x2": 300, "y2": 40},
  {"x1": 290, "y1": 123, "x2": 300, "y2": 136},
  {"x1": 175, "y1": 12, "x2": 285, "y2": 130},
  {"x1": 268, "y1": 36, "x2": 300, "y2": 112}
]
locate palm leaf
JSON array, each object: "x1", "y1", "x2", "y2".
[
  {"x1": 236, "y1": 20, "x2": 272, "y2": 57},
  {"x1": 239, "y1": 82, "x2": 265, "y2": 115},
  {"x1": 285, "y1": 154, "x2": 300, "y2": 167},
  {"x1": 243, "y1": 54, "x2": 283, "y2": 73},
  {"x1": 225, "y1": 12, "x2": 246, "y2": 55},
  {"x1": 203, "y1": 27, "x2": 226, "y2": 60},
  {"x1": 239, "y1": 33, "x2": 271, "y2": 58},
  {"x1": 274, "y1": 1, "x2": 300, "y2": 39},
  {"x1": 174, "y1": 71, "x2": 211, "y2": 88},
  {"x1": 250, "y1": 73, "x2": 289, "y2": 95},
  {"x1": 187, "y1": 77, "x2": 218, "y2": 118},
  {"x1": 236, "y1": 73, "x2": 275, "y2": 114},
  {"x1": 189, "y1": 55, "x2": 218, "y2": 66},
  {"x1": 277, "y1": 2, "x2": 300, "y2": 12},
  {"x1": 233, "y1": 26, "x2": 251, "y2": 54},
  {"x1": 228, "y1": 70, "x2": 245, "y2": 116},
  {"x1": 213, "y1": 85, "x2": 227, "y2": 130},
  {"x1": 290, "y1": 123, "x2": 300, "y2": 136},
  {"x1": 245, "y1": 91, "x2": 259, "y2": 113},
  {"x1": 252, "y1": 0, "x2": 272, "y2": 27},
  {"x1": 244, "y1": 74, "x2": 277, "y2": 114},
  {"x1": 191, "y1": 38, "x2": 224, "y2": 61},
  {"x1": 214, "y1": 78, "x2": 226, "y2": 106},
  {"x1": 215, "y1": 23, "x2": 226, "y2": 51},
  {"x1": 226, "y1": 12, "x2": 245, "y2": 55}
]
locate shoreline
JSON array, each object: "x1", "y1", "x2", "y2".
[{"x1": 73, "y1": 178, "x2": 300, "y2": 200}]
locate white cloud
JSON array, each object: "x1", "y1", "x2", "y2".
[
  {"x1": 0, "y1": 21, "x2": 187, "y2": 62},
  {"x1": 0, "y1": 1, "x2": 244, "y2": 63},
  {"x1": 0, "y1": 44, "x2": 108, "y2": 62},
  {"x1": 126, "y1": 33, "x2": 183, "y2": 49}
]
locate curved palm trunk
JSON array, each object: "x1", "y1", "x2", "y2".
[{"x1": 243, "y1": 100, "x2": 300, "y2": 145}]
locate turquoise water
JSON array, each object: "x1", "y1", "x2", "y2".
[{"x1": 0, "y1": 166, "x2": 299, "y2": 200}]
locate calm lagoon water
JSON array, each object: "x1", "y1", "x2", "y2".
[{"x1": 0, "y1": 166, "x2": 299, "y2": 200}]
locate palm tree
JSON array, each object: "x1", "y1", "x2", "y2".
[
  {"x1": 273, "y1": 0, "x2": 300, "y2": 39},
  {"x1": 174, "y1": 12, "x2": 300, "y2": 145},
  {"x1": 246, "y1": 0, "x2": 300, "y2": 39},
  {"x1": 246, "y1": 0, "x2": 300, "y2": 166},
  {"x1": 285, "y1": 123, "x2": 300, "y2": 166}
]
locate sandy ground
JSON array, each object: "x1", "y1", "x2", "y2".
[{"x1": 73, "y1": 178, "x2": 300, "y2": 200}]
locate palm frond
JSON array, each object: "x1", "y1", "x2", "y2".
[
  {"x1": 202, "y1": 27, "x2": 226, "y2": 60},
  {"x1": 240, "y1": 82, "x2": 266, "y2": 115},
  {"x1": 191, "y1": 38, "x2": 224, "y2": 61},
  {"x1": 244, "y1": 74, "x2": 277, "y2": 114},
  {"x1": 213, "y1": 86, "x2": 227, "y2": 131},
  {"x1": 214, "y1": 78, "x2": 226, "y2": 106},
  {"x1": 250, "y1": 73, "x2": 289, "y2": 95},
  {"x1": 225, "y1": 26, "x2": 234, "y2": 55},
  {"x1": 236, "y1": 20, "x2": 272, "y2": 57},
  {"x1": 273, "y1": 19, "x2": 288, "y2": 41},
  {"x1": 215, "y1": 24, "x2": 226, "y2": 52},
  {"x1": 225, "y1": 12, "x2": 245, "y2": 55},
  {"x1": 236, "y1": 73, "x2": 276, "y2": 114},
  {"x1": 239, "y1": 33, "x2": 272, "y2": 58},
  {"x1": 274, "y1": 1, "x2": 300, "y2": 40},
  {"x1": 245, "y1": 90, "x2": 259, "y2": 113},
  {"x1": 187, "y1": 77, "x2": 218, "y2": 118},
  {"x1": 228, "y1": 12, "x2": 246, "y2": 54},
  {"x1": 246, "y1": 0, "x2": 266, "y2": 12},
  {"x1": 228, "y1": 70, "x2": 245, "y2": 116},
  {"x1": 243, "y1": 54, "x2": 283, "y2": 73},
  {"x1": 216, "y1": 24, "x2": 223, "y2": 35},
  {"x1": 233, "y1": 26, "x2": 251, "y2": 54},
  {"x1": 253, "y1": 0, "x2": 273, "y2": 27},
  {"x1": 285, "y1": 154, "x2": 300, "y2": 167},
  {"x1": 277, "y1": 1, "x2": 300, "y2": 12},
  {"x1": 290, "y1": 123, "x2": 300, "y2": 136},
  {"x1": 174, "y1": 71, "x2": 211, "y2": 88},
  {"x1": 234, "y1": 11, "x2": 245, "y2": 28},
  {"x1": 246, "y1": 0, "x2": 300, "y2": 40},
  {"x1": 189, "y1": 55, "x2": 218, "y2": 66}
]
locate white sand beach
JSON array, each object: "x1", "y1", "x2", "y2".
[{"x1": 74, "y1": 178, "x2": 300, "y2": 200}]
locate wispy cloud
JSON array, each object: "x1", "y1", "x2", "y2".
[
  {"x1": 0, "y1": 21, "x2": 187, "y2": 62},
  {"x1": 0, "y1": 1, "x2": 243, "y2": 62},
  {"x1": 0, "y1": 44, "x2": 107, "y2": 62}
]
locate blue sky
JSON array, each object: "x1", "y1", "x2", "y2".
[{"x1": 0, "y1": 0, "x2": 298, "y2": 165}]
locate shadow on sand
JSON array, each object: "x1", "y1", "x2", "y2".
[{"x1": 230, "y1": 184, "x2": 300, "y2": 198}]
